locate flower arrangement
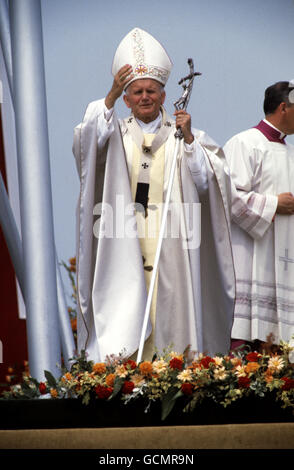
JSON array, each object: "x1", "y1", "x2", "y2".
[
  {"x1": 1, "y1": 257, "x2": 293, "y2": 422},
  {"x1": 2, "y1": 340, "x2": 294, "y2": 421}
]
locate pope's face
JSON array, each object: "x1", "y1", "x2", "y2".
[{"x1": 123, "y1": 79, "x2": 166, "y2": 123}]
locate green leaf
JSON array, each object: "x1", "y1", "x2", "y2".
[
  {"x1": 82, "y1": 391, "x2": 90, "y2": 405},
  {"x1": 108, "y1": 377, "x2": 124, "y2": 400},
  {"x1": 161, "y1": 388, "x2": 182, "y2": 421},
  {"x1": 44, "y1": 370, "x2": 57, "y2": 388}
]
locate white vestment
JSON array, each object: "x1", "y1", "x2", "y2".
[
  {"x1": 73, "y1": 98, "x2": 235, "y2": 361},
  {"x1": 224, "y1": 124, "x2": 294, "y2": 344}
]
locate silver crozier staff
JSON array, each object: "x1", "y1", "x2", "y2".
[{"x1": 136, "y1": 59, "x2": 202, "y2": 364}]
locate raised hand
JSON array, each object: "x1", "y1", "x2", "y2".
[{"x1": 105, "y1": 64, "x2": 134, "y2": 109}]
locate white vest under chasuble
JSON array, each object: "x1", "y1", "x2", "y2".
[
  {"x1": 122, "y1": 110, "x2": 196, "y2": 360},
  {"x1": 224, "y1": 126, "x2": 294, "y2": 344},
  {"x1": 129, "y1": 133, "x2": 164, "y2": 358}
]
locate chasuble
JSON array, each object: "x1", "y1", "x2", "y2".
[{"x1": 73, "y1": 99, "x2": 235, "y2": 361}]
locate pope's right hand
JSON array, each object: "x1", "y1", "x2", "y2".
[{"x1": 105, "y1": 64, "x2": 134, "y2": 109}]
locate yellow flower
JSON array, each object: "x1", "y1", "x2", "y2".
[
  {"x1": 177, "y1": 369, "x2": 193, "y2": 382},
  {"x1": 152, "y1": 359, "x2": 168, "y2": 374},
  {"x1": 92, "y1": 363, "x2": 106, "y2": 375},
  {"x1": 267, "y1": 355, "x2": 285, "y2": 372}
]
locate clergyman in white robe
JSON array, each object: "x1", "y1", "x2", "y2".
[
  {"x1": 73, "y1": 99, "x2": 235, "y2": 362},
  {"x1": 224, "y1": 117, "x2": 294, "y2": 346}
]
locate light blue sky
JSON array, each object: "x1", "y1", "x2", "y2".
[{"x1": 40, "y1": 0, "x2": 294, "y2": 291}]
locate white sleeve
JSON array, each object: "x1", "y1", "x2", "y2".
[
  {"x1": 184, "y1": 139, "x2": 208, "y2": 194},
  {"x1": 224, "y1": 135, "x2": 278, "y2": 240},
  {"x1": 96, "y1": 100, "x2": 115, "y2": 149}
]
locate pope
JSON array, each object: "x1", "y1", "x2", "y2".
[{"x1": 73, "y1": 27, "x2": 236, "y2": 362}]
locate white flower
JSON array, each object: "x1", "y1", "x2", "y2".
[
  {"x1": 115, "y1": 364, "x2": 128, "y2": 378},
  {"x1": 169, "y1": 351, "x2": 183, "y2": 360},
  {"x1": 213, "y1": 366, "x2": 227, "y2": 381},
  {"x1": 152, "y1": 359, "x2": 168, "y2": 374},
  {"x1": 213, "y1": 356, "x2": 224, "y2": 366},
  {"x1": 131, "y1": 374, "x2": 145, "y2": 387},
  {"x1": 177, "y1": 369, "x2": 193, "y2": 382},
  {"x1": 267, "y1": 355, "x2": 285, "y2": 372},
  {"x1": 234, "y1": 365, "x2": 247, "y2": 378}
]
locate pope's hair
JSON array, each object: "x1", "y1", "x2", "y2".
[{"x1": 124, "y1": 80, "x2": 165, "y2": 95}]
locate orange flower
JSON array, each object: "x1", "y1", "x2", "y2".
[
  {"x1": 191, "y1": 361, "x2": 202, "y2": 370},
  {"x1": 230, "y1": 357, "x2": 242, "y2": 367},
  {"x1": 139, "y1": 361, "x2": 153, "y2": 376},
  {"x1": 265, "y1": 369, "x2": 274, "y2": 383},
  {"x1": 71, "y1": 318, "x2": 77, "y2": 332},
  {"x1": 50, "y1": 388, "x2": 58, "y2": 398},
  {"x1": 245, "y1": 362, "x2": 260, "y2": 374},
  {"x1": 105, "y1": 373, "x2": 116, "y2": 387},
  {"x1": 92, "y1": 363, "x2": 106, "y2": 374},
  {"x1": 69, "y1": 257, "x2": 76, "y2": 266}
]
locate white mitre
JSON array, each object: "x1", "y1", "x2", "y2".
[{"x1": 112, "y1": 27, "x2": 173, "y2": 89}]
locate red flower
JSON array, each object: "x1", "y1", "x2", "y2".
[
  {"x1": 122, "y1": 381, "x2": 135, "y2": 394},
  {"x1": 281, "y1": 377, "x2": 294, "y2": 391},
  {"x1": 124, "y1": 359, "x2": 137, "y2": 370},
  {"x1": 39, "y1": 382, "x2": 47, "y2": 395},
  {"x1": 94, "y1": 384, "x2": 113, "y2": 399},
  {"x1": 169, "y1": 358, "x2": 183, "y2": 370},
  {"x1": 238, "y1": 376, "x2": 251, "y2": 388},
  {"x1": 246, "y1": 352, "x2": 260, "y2": 362},
  {"x1": 200, "y1": 356, "x2": 215, "y2": 369},
  {"x1": 181, "y1": 383, "x2": 194, "y2": 395}
]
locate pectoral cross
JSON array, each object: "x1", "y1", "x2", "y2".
[{"x1": 279, "y1": 249, "x2": 294, "y2": 271}]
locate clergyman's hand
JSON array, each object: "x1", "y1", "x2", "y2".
[
  {"x1": 174, "y1": 110, "x2": 194, "y2": 144},
  {"x1": 276, "y1": 192, "x2": 294, "y2": 214},
  {"x1": 105, "y1": 64, "x2": 134, "y2": 110}
]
